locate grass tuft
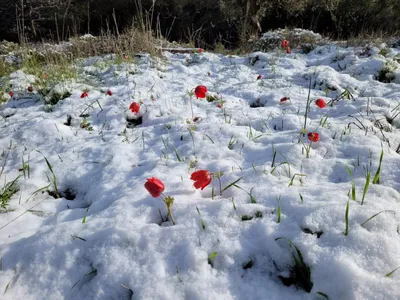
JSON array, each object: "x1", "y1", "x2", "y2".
[
  {"x1": 1, "y1": 176, "x2": 21, "y2": 209},
  {"x1": 276, "y1": 238, "x2": 313, "y2": 293}
]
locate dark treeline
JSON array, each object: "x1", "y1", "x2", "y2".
[{"x1": 1, "y1": 0, "x2": 400, "y2": 47}]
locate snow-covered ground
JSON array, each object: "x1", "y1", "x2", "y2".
[{"x1": 0, "y1": 43, "x2": 400, "y2": 300}]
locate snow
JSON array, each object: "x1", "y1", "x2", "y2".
[{"x1": 0, "y1": 43, "x2": 400, "y2": 300}]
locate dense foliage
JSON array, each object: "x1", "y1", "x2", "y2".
[{"x1": 1, "y1": 0, "x2": 399, "y2": 46}]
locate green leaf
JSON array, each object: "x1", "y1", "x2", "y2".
[
  {"x1": 344, "y1": 200, "x2": 349, "y2": 236},
  {"x1": 351, "y1": 181, "x2": 356, "y2": 201},
  {"x1": 249, "y1": 187, "x2": 256, "y2": 203},
  {"x1": 71, "y1": 269, "x2": 97, "y2": 290},
  {"x1": 316, "y1": 291, "x2": 329, "y2": 299},
  {"x1": 26, "y1": 184, "x2": 51, "y2": 202},
  {"x1": 345, "y1": 165, "x2": 353, "y2": 176},
  {"x1": 221, "y1": 177, "x2": 243, "y2": 193},
  {"x1": 385, "y1": 266, "x2": 400, "y2": 277},
  {"x1": 208, "y1": 252, "x2": 218, "y2": 261},
  {"x1": 372, "y1": 149, "x2": 383, "y2": 184},
  {"x1": 176, "y1": 265, "x2": 183, "y2": 282},
  {"x1": 70, "y1": 235, "x2": 86, "y2": 241},
  {"x1": 82, "y1": 207, "x2": 89, "y2": 224},
  {"x1": 277, "y1": 195, "x2": 281, "y2": 224},
  {"x1": 196, "y1": 207, "x2": 206, "y2": 231},
  {"x1": 361, "y1": 171, "x2": 370, "y2": 205},
  {"x1": 241, "y1": 215, "x2": 253, "y2": 221},
  {"x1": 360, "y1": 210, "x2": 395, "y2": 227},
  {"x1": 204, "y1": 134, "x2": 214, "y2": 144},
  {"x1": 231, "y1": 197, "x2": 236, "y2": 210}
]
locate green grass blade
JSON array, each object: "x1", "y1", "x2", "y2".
[
  {"x1": 249, "y1": 187, "x2": 256, "y2": 203},
  {"x1": 351, "y1": 181, "x2": 356, "y2": 201},
  {"x1": 360, "y1": 210, "x2": 395, "y2": 227},
  {"x1": 345, "y1": 165, "x2": 353, "y2": 176},
  {"x1": 208, "y1": 252, "x2": 218, "y2": 261},
  {"x1": 221, "y1": 177, "x2": 243, "y2": 193},
  {"x1": 277, "y1": 195, "x2": 281, "y2": 223},
  {"x1": 26, "y1": 184, "x2": 51, "y2": 202},
  {"x1": 361, "y1": 171, "x2": 370, "y2": 205},
  {"x1": 385, "y1": 266, "x2": 400, "y2": 277},
  {"x1": 70, "y1": 235, "x2": 87, "y2": 241},
  {"x1": 316, "y1": 291, "x2": 329, "y2": 299},
  {"x1": 344, "y1": 200, "x2": 349, "y2": 236},
  {"x1": 204, "y1": 134, "x2": 214, "y2": 144},
  {"x1": 82, "y1": 207, "x2": 89, "y2": 224},
  {"x1": 372, "y1": 149, "x2": 383, "y2": 184},
  {"x1": 196, "y1": 206, "x2": 206, "y2": 231}
]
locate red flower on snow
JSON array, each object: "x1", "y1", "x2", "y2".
[
  {"x1": 27, "y1": 86, "x2": 33, "y2": 92},
  {"x1": 8, "y1": 91, "x2": 14, "y2": 97},
  {"x1": 194, "y1": 85, "x2": 207, "y2": 99},
  {"x1": 257, "y1": 74, "x2": 262, "y2": 80},
  {"x1": 80, "y1": 91, "x2": 88, "y2": 98},
  {"x1": 307, "y1": 132, "x2": 320, "y2": 143},
  {"x1": 281, "y1": 40, "x2": 289, "y2": 48},
  {"x1": 129, "y1": 102, "x2": 141, "y2": 114},
  {"x1": 144, "y1": 177, "x2": 165, "y2": 198},
  {"x1": 315, "y1": 98, "x2": 326, "y2": 108},
  {"x1": 198, "y1": 48, "x2": 204, "y2": 53},
  {"x1": 280, "y1": 97, "x2": 290, "y2": 103},
  {"x1": 190, "y1": 170, "x2": 212, "y2": 190},
  {"x1": 286, "y1": 47, "x2": 291, "y2": 54},
  {"x1": 106, "y1": 90, "x2": 112, "y2": 96}
]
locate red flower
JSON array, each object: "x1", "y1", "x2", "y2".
[
  {"x1": 194, "y1": 85, "x2": 207, "y2": 99},
  {"x1": 27, "y1": 86, "x2": 33, "y2": 92},
  {"x1": 106, "y1": 90, "x2": 112, "y2": 96},
  {"x1": 286, "y1": 47, "x2": 291, "y2": 54},
  {"x1": 129, "y1": 102, "x2": 141, "y2": 114},
  {"x1": 280, "y1": 97, "x2": 290, "y2": 103},
  {"x1": 217, "y1": 103, "x2": 223, "y2": 108},
  {"x1": 315, "y1": 98, "x2": 326, "y2": 108},
  {"x1": 257, "y1": 74, "x2": 262, "y2": 80},
  {"x1": 307, "y1": 132, "x2": 320, "y2": 142},
  {"x1": 198, "y1": 48, "x2": 204, "y2": 53},
  {"x1": 8, "y1": 91, "x2": 14, "y2": 97},
  {"x1": 144, "y1": 177, "x2": 165, "y2": 198},
  {"x1": 190, "y1": 170, "x2": 212, "y2": 190},
  {"x1": 281, "y1": 40, "x2": 289, "y2": 48},
  {"x1": 80, "y1": 91, "x2": 88, "y2": 98}
]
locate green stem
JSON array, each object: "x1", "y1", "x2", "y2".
[
  {"x1": 189, "y1": 95, "x2": 194, "y2": 120},
  {"x1": 168, "y1": 207, "x2": 176, "y2": 225},
  {"x1": 307, "y1": 141, "x2": 312, "y2": 158}
]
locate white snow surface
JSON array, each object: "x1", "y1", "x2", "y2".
[{"x1": 0, "y1": 45, "x2": 400, "y2": 300}]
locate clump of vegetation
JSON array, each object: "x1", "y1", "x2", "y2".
[
  {"x1": 276, "y1": 238, "x2": 313, "y2": 293},
  {"x1": 1, "y1": 176, "x2": 21, "y2": 209},
  {"x1": 253, "y1": 28, "x2": 324, "y2": 53},
  {"x1": 376, "y1": 61, "x2": 397, "y2": 83},
  {"x1": 47, "y1": 90, "x2": 72, "y2": 106}
]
